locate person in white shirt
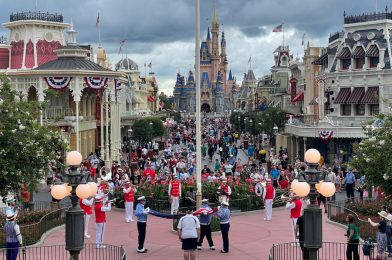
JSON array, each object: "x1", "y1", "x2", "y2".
[
  {"x1": 177, "y1": 207, "x2": 201, "y2": 260},
  {"x1": 142, "y1": 147, "x2": 148, "y2": 157}
]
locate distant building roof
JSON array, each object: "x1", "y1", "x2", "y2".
[{"x1": 33, "y1": 56, "x2": 111, "y2": 71}]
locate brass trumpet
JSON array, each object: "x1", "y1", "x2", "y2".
[{"x1": 280, "y1": 194, "x2": 294, "y2": 202}]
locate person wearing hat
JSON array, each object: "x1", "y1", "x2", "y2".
[
  {"x1": 218, "y1": 177, "x2": 232, "y2": 203},
  {"x1": 285, "y1": 193, "x2": 302, "y2": 246},
  {"x1": 5, "y1": 211, "x2": 22, "y2": 260},
  {"x1": 135, "y1": 196, "x2": 150, "y2": 253},
  {"x1": 344, "y1": 167, "x2": 356, "y2": 202},
  {"x1": 123, "y1": 181, "x2": 137, "y2": 222},
  {"x1": 80, "y1": 196, "x2": 94, "y2": 238},
  {"x1": 5, "y1": 196, "x2": 16, "y2": 216},
  {"x1": 142, "y1": 163, "x2": 156, "y2": 181},
  {"x1": 94, "y1": 194, "x2": 111, "y2": 249},
  {"x1": 368, "y1": 210, "x2": 389, "y2": 257},
  {"x1": 168, "y1": 174, "x2": 182, "y2": 215},
  {"x1": 216, "y1": 201, "x2": 231, "y2": 253},
  {"x1": 177, "y1": 206, "x2": 200, "y2": 260},
  {"x1": 197, "y1": 199, "x2": 215, "y2": 250},
  {"x1": 263, "y1": 179, "x2": 275, "y2": 221}
]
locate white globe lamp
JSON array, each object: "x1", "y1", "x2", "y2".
[
  {"x1": 76, "y1": 184, "x2": 91, "y2": 199},
  {"x1": 293, "y1": 181, "x2": 310, "y2": 197},
  {"x1": 319, "y1": 181, "x2": 336, "y2": 197},
  {"x1": 51, "y1": 184, "x2": 67, "y2": 200},
  {"x1": 304, "y1": 149, "x2": 321, "y2": 164},
  {"x1": 88, "y1": 182, "x2": 98, "y2": 196},
  {"x1": 66, "y1": 151, "x2": 83, "y2": 166}
]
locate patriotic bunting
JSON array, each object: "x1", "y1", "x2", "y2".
[
  {"x1": 44, "y1": 77, "x2": 72, "y2": 90},
  {"x1": 83, "y1": 77, "x2": 108, "y2": 90},
  {"x1": 319, "y1": 130, "x2": 334, "y2": 141}
]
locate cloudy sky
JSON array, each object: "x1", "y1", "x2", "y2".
[{"x1": 0, "y1": 0, "x2": 386, "y2": 95}]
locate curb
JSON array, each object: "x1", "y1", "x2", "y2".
[{"x1": 29, "y1": 224, "x2": 65, "y2": 247}]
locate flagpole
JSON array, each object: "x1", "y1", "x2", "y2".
[
  {"x1": 144, "y1": 61, "x2": 146, "y2": 77},
  {"x1": 282, "y1": 22, "x2": 285, "y2": 50}
]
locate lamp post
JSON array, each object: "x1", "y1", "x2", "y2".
[
  {"x1": 249, "y1": 119, "x2": 253, "y2": 145},
  {"x1": 272, "y1": 124, "x2": 278, "y2": 151},
  {"x1": 292, "y1": 148, "x2": 336, "y2": 260},
  {"x1": 237, "y1": 115, "x2": 241, "y2": 131},
  {"x1": 50, "y1": 151, "x2": 98, "y2": 260},
  {"x1": 128, "y1": 129, "x2": 133, "y2": 165},
  {"x1": 258, "y1": 122, "x2": 262, "y2": 147}
]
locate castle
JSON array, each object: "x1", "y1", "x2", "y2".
[{"x1": 173, "y1": 4, "x2": 237, "y2": 113}]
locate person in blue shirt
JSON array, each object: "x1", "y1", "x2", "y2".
[
  {"x1": 247, "y1": 145, "x2": 255, "y2": 158},
  {"x1": 197, "y1": 199, "x2": 215, "y2": 250},
  {"x1": 134, "y1": 196, "x2": 150, "y2": 253},
  {"x1": 270, "y1": 165, "x2": 280, "y2": 188},
  {"x1": 216, "y1": 201, "x2": 231, "y2": 253},
  {"x1": 344, "y1": 168, "x2": 356, "y2": 202}
]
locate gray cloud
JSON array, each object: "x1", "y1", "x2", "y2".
[{"x1": 0, "y1": 0, "x2": 389, "y2": 95}]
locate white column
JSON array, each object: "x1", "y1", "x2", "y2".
[
  {"x1": 110, "y1": 91, "x2": 115, "y2": 163},
  {"x1": 38, "y1": 78, "x2": 45, "y2": 126},
  {"x1": 303, "y1": 137, "x2": 307, "y2": 159},
  {"x1": 105, "y1": 90, "x2": 110, "y2": 166},
  {"x1": 21, "y1": 27, "x2": 28, "y2": 68},
  {"x1": 75, "y1": 100, "x2": 80, "y2": 152},
  {"x1": 100, "y1": 92, "x2": 105, "y2": 160}
]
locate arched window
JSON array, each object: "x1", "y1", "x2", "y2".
[{"x1": 352, "y1": 46, "x2": 365, "y2": 69}]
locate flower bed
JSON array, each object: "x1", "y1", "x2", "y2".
[{"x1": 115, "y1": 178, "x2": 287, "y2": 212}]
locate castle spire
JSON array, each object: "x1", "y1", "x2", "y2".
[
  {"x1": 213, "y1": 0, "x2": 219, "y2": 27},
  {"x1": 207, "y1": 27, "x2": 211, "y2": 41}
]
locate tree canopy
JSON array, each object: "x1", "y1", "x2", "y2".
[
  {"x1": 0, "y1": 76, "x2": 68, "y2": 198},
  {"x1": 131, "y1": 117, "x2": 165, "y2": 144},
  {"x1": 350, "y1": 114, "x2": 392, "y2": 196}
]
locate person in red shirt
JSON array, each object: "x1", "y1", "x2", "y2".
[
  {"x1": 263, "y1": 179, "x2": 275, "y2": 221},
  {"x1": 80, "y1": 197, "x2": 94, "y2": 238},
  {"x1": 218, "y1": 178, "x2": 232, "y2": 203},
  {"x1": 123, "y1": 181, "x2": 137, "y2": 222},
  {"x1": 142, "y1": 163, "x2": 156, "y2": 181},
  {"x1": 94, "y1": 194, "x2": 111, "y2": 249},
  {"x1": 279, "y1": 175, "x2": 289, "y2": 190},
  {"x1": 285, "y1": 194, "x2": 303, "y2": 245},
  {"x1": 20, "y1": 184, "x2": 30, "y2": 210},
  {"x1": 168, "y1": 175, "x2": 181, "y2": 214}
]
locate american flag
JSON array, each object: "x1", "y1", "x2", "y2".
[
  {"x1": 272, "y1": 24, "x2": 283, "y2": 32},
  {"x1": 147, "y1": 61, "x2": 152, "y2": 68},
  {"x1": 96, "y1": 13, "x2": 100, "y2": 28},
  {"x1": 118, "y1": 39, "x2": 126, "y2": 54}
]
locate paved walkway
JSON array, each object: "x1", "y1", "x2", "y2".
[{"x1": 41, "y1": 206, "x2": 346, "y2": 259}]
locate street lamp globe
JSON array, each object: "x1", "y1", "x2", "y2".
[
  {"x1": 66, "y1": 151, "x2": 83, "y2": 166},
  {"x1": 76, "y1": 184, "x2": 91, "y2": 199},
  {"x1": 51, "y1": 184, "x2": 67, "y2": 200},
  {"x1": 273, "y1": 124, "x2": 278, "y2": 135},
  {"x1": 293, "y1": 181, "x2": 310, "y2": 197},
  {"x1": 291, "y1": 179, "x2": 299, "y2": 191},
  {"x1": 304, "y1": 148, "x2": 321, "y2": 164},
  {"x1": 319, "y1": 181, "x2": 336, "y2": 197}
]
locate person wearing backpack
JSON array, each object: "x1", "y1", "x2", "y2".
[{"x1": 345, "y1": 214, "x2": 360, "y2": 260}]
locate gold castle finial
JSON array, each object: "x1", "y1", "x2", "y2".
[{"x1": 213, "y1": 0, "x2": 219, "y2": 26}]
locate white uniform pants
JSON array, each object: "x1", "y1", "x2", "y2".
[
  {"x1": 264, "y1": 199, "x2": 273, "y2": 220},
  {"x1": 290, "y1": 218, "x2": 298, "y2": 243},
  {"x1": 171, "y1": 196, "x2": 179, "y2": 214},
  {"x1": 96, "y1": 223, "x2": 106, "y2": 245},
  {"x1": 125, "y1": 201, "x2": 134, "y2": 221},
  {"x1": 219, "y1": 195, "x2": 229, "y2": 203},
  {"x1": 84, "y1": 214, "x2": 91, "y2": 235}
]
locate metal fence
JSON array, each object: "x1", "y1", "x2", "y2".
[
  {"x1": 0, "y1": 200, "x2": 71, "y2": 215},
  {"x1": 0, "y1": 243, "x2": 126, "y2": 260},
  {"x1": 269, "y1": 241, "x2": 375, "y2": 260},
  {"x1": 0, "y1": 207, "x2": 67, "y2": 247},
  {"x1": 327, "y1": 198, "x2": 378, "y2": 241}
]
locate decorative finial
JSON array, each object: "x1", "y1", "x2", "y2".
[
  {"x1": 386, "y1": 5, "x2": 388, "y2": 13},
  {"x1": 343, "y1": 11, "x2": 346, "y2": 17}
]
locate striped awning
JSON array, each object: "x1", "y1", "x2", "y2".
[
  {"x1": 334, "y1": 88, "x2": 351, "y2": 104},
  {"x1": 361, "y1": 87, "x2": 379, "y2": 104},
  {"x1": 309, "y1": 96, "x2": 318, "y2": 105},
  {"x1": 312, "y1": 53, "x2": 328, "y2": 65},
  {"x1": 365, "y1": 45, "x2": 379, "y2": 57},
  {"x1": 337, "y1": 47, "x2": 351, "y2": 59},
  {"x1": 292, "y1": 92, "x2": 304, "y2": 102},
  {"x1": 351, "y1": 46, "x2": 365, "y2": 59},
  {"x1": 346, "y1": 87, "x2": 365, "y2": 104}
]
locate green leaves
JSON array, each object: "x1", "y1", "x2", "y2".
[
  {"x1": 131, "y1": 117, "x2": 165, "y2": 144},
  {"x1": 0, "y1": 75, "x2": 68, "y2": 198}
]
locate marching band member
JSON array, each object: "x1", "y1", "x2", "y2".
[
  {"x1": 263, "y1": 179, "x2": 275, "y2": 221},
  {"x1": 135, "y1": 196, "x2": 150, "y2": 253},
  {"x1": 123, "y1": 181, "x2": 137, "y2": 222},
  {"x1": 80, "y1": 196, "x2": 94, "y2": 238},
  {"x1": 94, "y1": 194, "x2": 111, "y2": 249},
  {"x1": 197, "y1": 199, "x2": 215, "y2": 250},
  {"x1": 285, "y1": 193, "x2": 302, "y2": 246},
  {"x1": 168, "y1": 174, "x2": 181, "y2": 215},
  {"x1": 218, "y1": 177, "x2": 232, "y2": 203},
  {"x1": 216, "y1": 201, "x2": 231, "y2": 253}
]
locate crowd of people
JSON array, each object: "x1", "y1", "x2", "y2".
[{"x1": 4, "y1": 114, "x2": 392, "y2": 260}]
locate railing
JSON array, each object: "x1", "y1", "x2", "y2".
[
  {"x1": 10, "y1": 11, "x2": 64, "y2": 23},
  {"x1": 0, "y1": 243, "x2": 126, "y2": 260},
  {"x1": 0, "y1": 36, "x2": 7, "y2": 45},
  {"x1": 0, "y1": 200, "x2": 70, "y2": 215},
  {"x1": 269, "y1": 241, "x2": 375, "y2": 259},
  {"x1": 327, "y1": 198, "x2": 378, "y2": 240},
  {"x1": 344, "y1": 11, "x2": 392, "y2": 24},
  {"x1": 329, "y1": 31, "x2": 343, "y2": 43},
  {"x1": 0, "y1": 207, "x2": 67, "y2": 246}
]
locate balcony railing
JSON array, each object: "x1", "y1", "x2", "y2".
[
  {"x1": 0, "y1": 243, "x2": 126, "y2": 259},
  {"x1": 344, "y1": 11, "x2": 392, "y2": 24},
  {"x1": 269, "y1": 241, "x2": 375, "y2": 259},
  {"x1": 10, "y1": 11, "x2": 63, "y2": 23}
]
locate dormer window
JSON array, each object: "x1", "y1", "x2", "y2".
[
  {"x1": 352, "y1": 46, "x2": 365, "y2": 69},
  {"x1": 281, "y1": 55, "x2": 288, "y2": 66},
  {"x1": 338, "y1": 47, "x2": 351, "y2": 70},
  {"x1": 366, "y1": 45, "x2": 379, "y2": 68}
]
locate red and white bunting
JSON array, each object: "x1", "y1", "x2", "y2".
[
  {"x1": 319, "y1": 130, "x2": 334, "y2": 141},
  {"x1": 44, "y1": 77, "x2": 72, "y2": 90},
  {"x1": 115, "y1": 79, "x2": 122, "y2": 91},
  {"x1": 83, "y1": 77, "x2": 108, "y2": 90}
]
